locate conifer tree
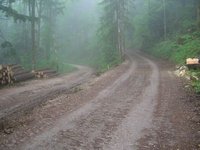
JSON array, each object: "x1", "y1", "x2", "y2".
[{"x1": 99, "y1": 0, "x2": 133, "y2": 64}]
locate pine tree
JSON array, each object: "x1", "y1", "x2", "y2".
[{"x1": 99, "y1": 0, "x2": 133, "y2": 65}]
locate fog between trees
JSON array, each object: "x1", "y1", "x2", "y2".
[{"x1": 0, "y1": 0, "x2": 200, "y2": 73}]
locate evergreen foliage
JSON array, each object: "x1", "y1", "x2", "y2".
[
  {"x1": 1, "y1": 0, "x2": 200, "y2": 91},
  {"x1": 0, "y1": 0, "x2": 34, "y2": 22},
  {"x1": 98, "y1": 0, "x2": 133, "y2": 67},
  {"x1": 131, "y1": 0, "x2": 200, "y2": 93}
]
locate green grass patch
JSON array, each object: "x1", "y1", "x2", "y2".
[{"x1": 192, "y1": 81, "x2": 200, "y2": 94}]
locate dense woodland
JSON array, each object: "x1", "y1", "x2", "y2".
[
  {"x1": 132, "y1": 0, "x2": 200, "y2": 92},
  {"x1": 0, "y1": 0, "x2": 200, "y2": 91}
]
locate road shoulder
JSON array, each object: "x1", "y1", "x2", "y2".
[{"x1": 137, "y1": 59, "x2": 200, "y2": 149}]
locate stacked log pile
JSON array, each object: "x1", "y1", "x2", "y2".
[
  {"x1": 35, "y1": 68, "x2": 58, "y2": 78},
  {"x1": 0, "y1": 64, "x2": 35, "y2": 85}
]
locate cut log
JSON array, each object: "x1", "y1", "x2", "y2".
[
  {"x1": 35, "y1": 68, "x2": 58, "y2": 79},
  {"x1": 0, "y1": 65, "x2": 3, "y2": 71},
  {"x1": 0, "y1": 73, "x2": 2, "y2": 79},
  {"x1": 0, "y1": 64, "x2": 36, "y2": 85},
  {"x1": 7, "y1": 65, "x2": 22, "y2": 71},
  {"x1": 11, "y1": 70, "x2": 30, "y2": 77},
  {"x1": 13, "y1": 73, "x2": 35, "y2": 82},
  {"x1": 11, "y1": 67, "x2": 24, "y2": 72}
]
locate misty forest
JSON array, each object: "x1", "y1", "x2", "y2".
[
  {"x1": 0, "y1": 0, "x2": 200, "y2": 149},
  {"x1": 1, "y1": 0, "x2": 200, "y2": 88}
]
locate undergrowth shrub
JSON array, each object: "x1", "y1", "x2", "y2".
[{"x1": 150, "y1": 31, "x2": 200, "y2": 93}]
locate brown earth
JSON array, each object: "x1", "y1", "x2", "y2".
[
  {"x1": 0, "y1": 52, "x2": 199, "y2": 150},
  {"x1": 0, "y1": 65, "x2": 93, "y2": 128}
]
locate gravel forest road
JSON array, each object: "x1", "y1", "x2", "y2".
[
  {"x1": 0, "y1": 52, "x2": 199, "y2": 150},
  {"x1": 0, "y1": 65, "x2": 93, "y2": 126}
]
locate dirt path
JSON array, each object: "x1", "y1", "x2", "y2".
[
  {"x1": 0, "y1": 52, "x2": 199, "y2": 150},
  {"x1": 0, "y1": 65, "x2": 93, "y2": 126}
]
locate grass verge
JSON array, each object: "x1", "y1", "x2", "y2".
[{"x1": 148, "y1": 32, "x2": 200, "y2": 93}]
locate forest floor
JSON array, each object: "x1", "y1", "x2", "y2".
[{"x1": 0, "y1": 52, "x2": 199, "y2": 150}]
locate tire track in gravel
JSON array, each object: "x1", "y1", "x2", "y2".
[
  {"x1": 103, "y1": 54, "x2": 159, "y2": 150},
  {"x1": 0, "y1": 65, "x2": 93, "y2": 127},
  {"x1": 20, "y1": 53, "x2": 159, "y2": 150},
  {"x1": 20, "y1": 55, "x2": 138, "y2": 150}
]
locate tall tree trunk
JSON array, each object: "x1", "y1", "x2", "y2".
[
  {"x1": 31, "y1": 0, "x2": 36, "y2": 70},
  {"x1": 121, "y1": 0, "x2": 125, "y2": 60},
  {"x1": 37, "y1": 0, "x2": 42, "y2": 50},
  {"x1": 44, "y1": 1, "x2": 54, "y2": 61},
  {"x1": 117, "y1": 18, "x2": 122, "y2": 60},
  {"x1": 23, "y1": 2, "x2": 28, "y2": 51},
  {"x1": 163, "y1": 0, "x2": 167, "y2": 40},
  {"x1": 116, "y1": 6, "x2": 122, "y2": 61},
  {"x1": 117, "y1": 0, "x2": 124, "y2": 61}
]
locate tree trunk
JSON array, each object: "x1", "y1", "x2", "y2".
[
  {"x1": 117, "y1": 18, "x2": 122, "y2": 61},
  {"x1": 163, "y1": 0, "x2": 167, "y2": 40},
  {"x1": 37, "y1": 0, "x2": 42, "y2": 50},
  {"x1": 121, "y1": 0, "x2": 125, "y2": 60},
  {"x1": 116, "y1": 1, "x2": 123, "y2": 61},
  {"x1": 31, "y1": 0, "x2": 36, "y2": 70}
]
